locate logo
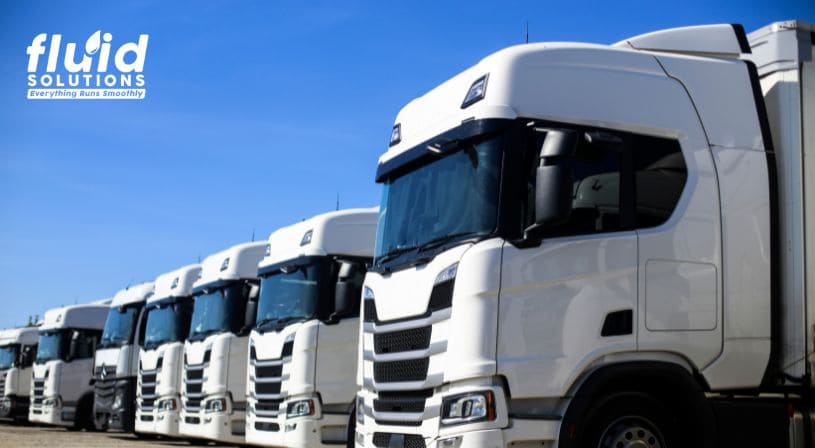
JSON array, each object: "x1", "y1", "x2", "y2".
[{"x1": 26, "y1": 31, "x2": 149, "y2": 100}]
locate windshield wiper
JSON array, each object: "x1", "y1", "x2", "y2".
[
  {"x1": 255, "y1": 317, "x2": 278, "y2": 330},
  {"x1": 416, "y1": 231, "x2": 486, "y2": 254},
  {"x1": 376, "y1": 245, "x2": 420, "y2": 266},
  {"x1": 188, "y1": 328, "x2": 220, "y2": 341},
  {"x1": 272, "y1": 316, "x2": 308, "y2": 332}
]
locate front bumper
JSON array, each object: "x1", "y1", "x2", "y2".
[
  {"x1": 246, "y1": 410, "x2": 350, "y2": 447},
  {"x1": 355, "y1": 420, "x2": 561, "y2": 448},
  {"x1": 28, "y1": 403, "x2": 76, "y2": 427},
  {"x1": 94, "y1": 377, "x2": 136, "y2": 431},
  {"x1": 179, "y1": 409, "x2": 246, "y2": 444},
  {"x1": 136, "y1": 403, "x2": 182, "y2": 436}
]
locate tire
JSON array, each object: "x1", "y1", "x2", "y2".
[
  {"x1": 74, "y1": 394, "x2": 96, "y2": 431},
  {"x1": 578, "y1": 392, "x2": 679, "y2": 448}
]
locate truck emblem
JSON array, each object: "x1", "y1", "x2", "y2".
[{"x1": 100, "y1": 365, "x2": 107, "y2": 379}]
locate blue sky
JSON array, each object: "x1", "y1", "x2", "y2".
[{"x1": 0, "y1": 0, "x2": 813, "y2": 328}]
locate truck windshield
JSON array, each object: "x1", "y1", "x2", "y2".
[
  {"x1": 144, "y1": 299, "x2": 192, "y2": 350},
  {"x1": 99, "y1": 304, "x2": 141, "y2": 349},
  {"x1": 0, "y1": 344, "x2": 19, "y2": 370},
  {"x1": 36, "y1": 330, "x2": 69, "y2": 363},
  {"x1": 255, "y1": 259, "x2": 329, "y2": 332},
  {"x1": 188, "y1": 282, "x2": 243, "y2": 341},
  {"x1": 375, "y1": 136, "x2": 502, "y2": 267}
]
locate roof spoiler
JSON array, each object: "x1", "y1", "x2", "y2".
[{"x1": 613, "y1": 23, "x2": 751, "y2": 58}]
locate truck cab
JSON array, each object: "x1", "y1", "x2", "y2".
[
  {"x1": 246, "y1": 208, "x2": 377, "y2": 447},
  {"x1": 357, "y1": 21, "x2": 814, "y2": 448},
  {"x1": 135, "y1": 264, "x2": 200, "y2": 437},
  {"x1": 179, "y1": 241, "x2": 266, "y2": 444},
  {"x1": 29, "y1": 302, "x2": 108, "y2": 429},
  {"x1": 93, "y1": 282, "x2": 154, "y2": 432},
  {"x1": 0, "y1": 326, "x2": 39, "y2": 422}
]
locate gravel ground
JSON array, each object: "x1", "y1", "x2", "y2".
[{"x1": 0, "y1": 421, "x2": 241, "y2": 448}]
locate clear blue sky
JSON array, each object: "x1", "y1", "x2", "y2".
[{"x1": 0, "y1": 0, "x2": 813, "y2": 328}]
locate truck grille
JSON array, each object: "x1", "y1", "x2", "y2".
[
  {"x1": 32, "y1": 378, "x2": 44, "y2": 406},
  {"x1": 0, "y1": 371, "x2": 6, "y2": 397},
  {"x1": 374, "y1": 327, "x2": 431, "y2": 354},
  {"x1": 94, "y1": 366, "x2": 117, "y2": 408},
  {"x1": 184, "y1": 363, "x2": 205, "y2": 412},
  {"x1": 248, "y1": 341, "x2": 293, "y2": 423},
  {"x1": 362, "y1": 285, "x2": 453, "y2": 434},
  {"x1": 139, "y1": 371, "x2": 157, "y2": 411},
  {"x1": 372, "y1": 433, "x2": 425, "y2": 448},
  {"x1": 373, "y1": 358, "x2": 429, "y2": 383}
]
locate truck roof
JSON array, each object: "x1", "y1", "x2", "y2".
[
  {"x1": 193, "y1": 241, "x2": 267, "y2": 291},
  {"x1": 149, "y1": 264, "x2": 201, "y2": 304},
  {"x1": 0, "y1": 326, "x2": 39, "y2": 346},
  {"x1": 110, "y1": 281, "x2": 154, "y2": 307},
  {"x1": 40, "y1": 303, "x2": 109, "y2": 331},
  {"x1": 379, "y1": 23, "x2": 762, "y2": 181},
  {"x1": 258, "y1": 207, "x2": 378, "y2": 269}
]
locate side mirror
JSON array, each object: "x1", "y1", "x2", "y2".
[
  {"x1": 527, "y1": 129, "x2": 579, "y2": 237},
  {"x1": 67, "y1": 336, "x2": 79, "y2": 362},
  {"x1": 329, "y1": 262, "x2": 360, "y2": 323}
]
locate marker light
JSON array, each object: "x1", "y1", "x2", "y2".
[
  {"x1": 265, "y1": 244, "x2": 271, "y2": 257},
  {"x1": 434, "y1": 263, "x2": 459, "y2": 285},
  {"x1": 363, "y1": 286, "x2": 375, "y2": 300},
  {"x1": 389, "y1": 123, "x2": 402, "y2": 147},
  {"x1": 220, "y1": 257, "x2": 230, "y2": 272},
  {"x1": 461, "y1": 74, "x2": 489, "y2": 109},
  {"x1": 171, "y1": 277, "x2": 179, "y2": 289},
  {"x1": 300, "y1": 229, "x2": 313, "y2": 246}
]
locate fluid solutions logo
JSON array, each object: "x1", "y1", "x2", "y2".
[{"x1": 26, "y1": 31, "x2": 149, "y2": 100}]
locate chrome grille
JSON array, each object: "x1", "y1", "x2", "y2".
[
  {"x1": 184, "y1": 364, "x2": 205, "y2": 412},
  {"x1": 139, "y1": 370, "x2": 157, "y2": 411}
]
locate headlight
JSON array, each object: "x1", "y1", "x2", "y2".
[
  {"x1": 113, "y1": 389, "x2": 124, "y2": 409},
  {"x1": 205, "y1": 397, "x2": 227, "y2": 413},
  {"x1": 286, "y1": 399, "x2": 314, "y2": 418},
  {"x1": 43, "y1": 396, "x2": 62, "y2": 408},
  {"x1": 356, "y1": 396, "x2": 364, "y2": 424},
  {"x1": 158, "y1": 398, "x2": 177, "y2": 411},
  {"x1": 440, "y1": 391, "x2": 496, "y2": 426}
]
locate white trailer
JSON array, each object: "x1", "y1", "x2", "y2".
[
  {"x1": 356, "y1": 20, "x2": 815, "y2": 448},
  {"x1": 178, "y1": 241, "x2": 266, "y2": 444},
  {"x1": 246, "y1": 208, "x2": 377, "y2": 447},
  {"x1": 92, "y1": 282, "x2": 154, "y2": 432},
  {"x1": 0, "y1": 326, "x2": 39, "y2": 422},
  {"x1": 28, "y1": 303, "x2": 109, "y2": 429},
  {"x1": 135, "y1": 264, "x2": 201, "y2": 437}
]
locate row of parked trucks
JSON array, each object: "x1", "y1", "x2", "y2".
[{"x1": 1, "y1": 20, "x2": 814, "y2": 448}]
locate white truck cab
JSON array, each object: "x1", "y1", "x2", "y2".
[
  {"x1": 135, "y1": 264, "x2": 201, "y2": 437},
  {"x1": 93, "y1": 282, "x2": 154, "y2": 432},
  {"x1": 246, "y1": 208, "x2": 377, "y2": 447},
  {"x1": 0, "y1": 326, "x2": 39, "y2": 422},
  {"x1": 29, "y1": 302, "x2": 109, "y2": 429},
  {"x1": 357, "y1": 21, "x2": 815, "y2": 448},
  {"x1": 179, "y1": 241, "x2": 266, "y2": 444}
]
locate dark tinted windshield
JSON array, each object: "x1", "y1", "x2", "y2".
[
  {"x1": 0, "y1": 345, "x2": 18, "y2": 370},
  {"x1": 144, "y1": 298, "x2": 193, "y2": 350},
  {"x1": 255, "y1": 259, "x2": 330, "y2": 331},
  {"x1": 188, "y1": 282, "x2": 245, "y2": 341},
  {"x1": 36, "y1": 331, "x2": 69, "y2": 363},
  {"x1": 375, "y1": 137, "x2": 502, "y2": 266},
  {"x1": 99, "y1": 305, "x2": 141, "y2": 349}
]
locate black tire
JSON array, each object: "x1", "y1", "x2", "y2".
[
  {"x1": 578, "y1": 392, "x2": 679, "y2": 448},
  {"x1": 74, "y1": 393, "x2": 96, "y2": 431},
  {"x1": 346, "y1": 406, "x2": 356, "y2": 448}
]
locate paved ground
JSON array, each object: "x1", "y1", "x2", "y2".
[{"x1": 0, "y1": 421, "x2": 240, "y2": 448}]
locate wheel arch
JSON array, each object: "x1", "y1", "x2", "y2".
[{"x1": 558, "y1": 360, "x2": 715, "y2": 448}]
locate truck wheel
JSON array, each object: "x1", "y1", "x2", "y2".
[{"x1": 581, "y1": 392, "x2": 678, "y2": 448}]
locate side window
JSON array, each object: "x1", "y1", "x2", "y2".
[
  {"x1": 71, "y1": 330, "x2": 99, "y2": 360},
  {"x1": 543, "y1": 134, "x2": 623, "y2": 237},
  {"x1": 633, "y1": 136, "x2": 687, "y2": 228}
]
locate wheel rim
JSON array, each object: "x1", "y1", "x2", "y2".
[{"x1": 598, "y1": 415, "x2": 665, "y2": 448}]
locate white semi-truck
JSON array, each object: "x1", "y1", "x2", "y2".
[
  {"x1": 356, "y1": 21, "x2": 815, "y2": 448},
  {"x1": 246, "y1": 208, "x2": 377, "y2": 447},
  {"x1": 179, "y1": 241, "x2": 266, "y2": 444},
  {"x1": 29, "y1": 302, "x2": 109, "y2": 429},
  {"x1": 135, "y1": 264, "x2": 201, "y2": 437},
  {"x1": 93, "y1": 282, "x2": 154, "y2": 432},
  {"x1": 0, "y1": 326, "x2": 39, "y2": 422}
]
